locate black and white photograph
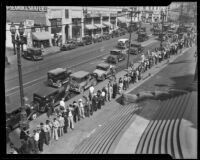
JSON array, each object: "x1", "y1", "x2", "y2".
[{"x1": 5, "y1": 3, "x2": 197, "y2": 158}]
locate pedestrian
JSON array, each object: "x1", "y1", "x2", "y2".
[
  {"x1": 92, "y1": 93, "x2": 98, "y2": 111},
  {"x1": 20, "y1": 127, "x2": 28, "y2": 142},
  {"x1": 101, "y1": 89, "x2": 106, "y2": 105},
  {"x1": 9, "y1": 143, "x2": 19, "y2": 154},
  {"x1": 107, "y1": 83, "x2": 112, "y2": 101},
  {"x1": 19, "y1": 140, "x2": 29, "y2": 154},
  {"x1": 26, "y1": 131, "x2": 35, "y2": 154},
  {"x1": 38, "y1": 126, "x2": 45, "y2": 153},
  {"x1": 123, "y1": 75, "x2": 128, "y2": 90},
  {"x1": 102, "y1": 86, "x2": 108, "y2": 102},
  {"x1": 112, "y1": 80, "x2": 118, "y2": 99},
  {"x1": 73, "y1": 101, "x2": 80, "y2": 123},
  {"x1": 83, "y1": 95, "x2": 90, "y2": 117},
  {"x1": 67, "y1": 104, "x2": 74, "y2": 130},
  {"x1": 52, "y1": 118, "x2": 59, "y2": 141},
  {"x1": 45, "y1": 120, "x2": 52, "y2": 144},
  {"x1": 40, "y1": 123, "x2": 49, "y2": 146},
  {"x1": 57, "y1": 114, "x2": 65, "y2": 137},
  {"x1": 33, "y1": 130, "x2": 39, "y2": 154},
  {"x1": 78, "y1": 99, "x2": 85, "y2": 119},
  {"x1": 118, "y1": 77, "x2": 123, "y2": 94},
  {"x1": 62, "y1": 111, "x2": 69, "y2": 133},
  {"x1": 97, "y1": 90, "x2": 102, "y2": 110},
  {"x1": 89, "y1": 85, "x2": 94, "y2": 101},
  {"x1": 59, "y1": 98, "x2": 66, "y2": 113}
]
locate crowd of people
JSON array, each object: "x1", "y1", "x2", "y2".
[{"x1": 9, "y1": 32, "x2": 196, "y2": 154}]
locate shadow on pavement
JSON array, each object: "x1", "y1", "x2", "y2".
[{"x1": 169, "y1": 60, "x2": 194, "y2": 65}]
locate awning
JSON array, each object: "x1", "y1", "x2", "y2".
[
  {"x1": 95, "y1": 24, "x2": 106, "y2": 28},
  {"x1": 32, "y1": 32, "x2": 51, "y2": 41},
  {"x1": 85, "y1": 24, "x2": 97, "y2": 30},
  {"x1": 117, "y1": 17, "x2": 131, "y2": 23},
  {"x1": 103, "y1": 22, "x2": 112, "y2": 27}
]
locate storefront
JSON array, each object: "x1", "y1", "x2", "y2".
[
  {"x1": 32, "y1": 31, "x2": 51, "y2": 48},
  {"x1": 72, "y1": 18, "x2": 82, "y2": 39}
]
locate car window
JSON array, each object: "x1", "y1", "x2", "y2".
[
  {"x1": 96, "y1": 66, "x2": 107, "y2": 71},
  {"x1": 110, "y1": 51, "x2": 120, "y2": 55}
]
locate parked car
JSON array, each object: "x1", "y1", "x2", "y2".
[
  {"x1": 159, "y1": 32, "x2": 167, "y2": 41},
  {"x1": 138, "y1": 32, "x2": 149, "y2": 42},
  {"x1": 69, "y1": 71, "x2": 97, "y2": 93},
  {"x1": 82, "y1": 35, "x2": 93, "y2": 45},
  {"x1": 93, "y1": 63, "x2": 115, "y2": 81},
  {"x1": 6, "y1": 106, "x2": 37, "y2": 131},
  {"x1": 118, "y1": 28, "x2": 127, "y2": 35},
  {"x1": 117, "y1": 38, "x2": 129, "y2": 48},
  {"x1": 23, "y1": 48, "x2": 43, "y2": 61},
  {"x1": 60, "y1": 40, "x2": 77, "y2": 51},
  {"x1": 47, "y1": 68, "x2": 72, "y2": 88},
  {"x1": 130, "y1": 43, "x2": 144, "y2": 55},
  {"x1": 93, "y1": 34, "x2": 103, "y2": 43},
  {"x1": 76, "y1": 39, "x2": 85, "y2": 46},
  {"x1": 102, "y1": 32, "x2": 111, "y2": 40},
  {"x1": 106, "y1": 49, "x2": 126, "y2": 64}
]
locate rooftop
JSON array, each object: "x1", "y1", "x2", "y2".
[{"x1": 70, "y1": 71, "x2": 89, "y2": 78}]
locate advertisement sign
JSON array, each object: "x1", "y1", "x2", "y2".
[{"x1": 7, "y1": 6, "x2": 47, "y2": 12}]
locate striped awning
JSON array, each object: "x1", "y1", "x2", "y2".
[
  {"x1": 103, "y1": 22, "x2": 112, "y2": 27},
  {"x1": 32, "y1": 32, "x2": 51, "y2": 41},
  {"x1": 85, "y1": 24, "x2": 97, "y2": 30},
  {"x1": 95, "y1": 24, "x2": 106, "y2": 28}
]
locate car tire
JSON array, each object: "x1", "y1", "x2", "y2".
[
  {"x1": 56, "y1": 80, "x2": 62, "y2": 88},
  {"x1": 80, "y1": 87, "x2": 84, "y2": 94},
  {"x1": 31, "y1": 113, "x2": 37, "y2": 120},
  {"x1": 102, "y1": 75, "x2": 106, "y2": 81}
]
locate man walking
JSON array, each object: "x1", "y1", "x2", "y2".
[
  {"x1": 89, "y1": 85, "x2": 94, "y2": 101},
  {"x1": 78, "y1": 99, "x2": 85, "y2": 119},
  {"x1": 52, "y1": 118, "x2": 59, "y2": 141},
  {"x1": 67, "y1": 104, "x2": 74, "y2": 130}
]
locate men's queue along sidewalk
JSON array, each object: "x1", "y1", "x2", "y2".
[{"x1": 8, "y1": 39, "x2": 193, "y2": 154}]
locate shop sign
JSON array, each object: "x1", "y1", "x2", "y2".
[{"x1": 6, "y1": 6, "x2": 47, "y2": 12}]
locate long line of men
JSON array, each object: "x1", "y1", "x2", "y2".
[{"x1": 10, "y1": 34, "x2": 195, "y2": 154}]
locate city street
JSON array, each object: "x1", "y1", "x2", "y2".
[
  {"x1": 8, "y1": 44, "x2": 196, "y2": 154},
  {"x1": 5, "y1": 27, "x2": 159, "y2": 111}
]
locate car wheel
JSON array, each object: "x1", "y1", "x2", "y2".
[
  {"x1": 102, "y1": 75, "x2": 106, "y2": 81},
  {"x1": 31, "y1": 113, "x2": 37, "y2": 120},
  {"x1": 56, "y1": 80, "x2": 62, "y2": 88},
  {"x1": 80, "y1": 87, "x2": 84, "y2": 94}
]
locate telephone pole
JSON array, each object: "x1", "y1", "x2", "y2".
[
  {"x1": 127, "y1": 8, "x2": 140, "y2": 69},
  {"x1": 179, "y1": 2, "x2": 183, "y2": 26}
]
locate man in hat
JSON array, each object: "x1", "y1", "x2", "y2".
[
  {"x1": 92, "y1": 93, "x2": 98, "y2": 111},
  {"x1": 33, "y1": 129, "x2": 39, "y2": 154},
  {"x1": 78, "y1": 99, "x2": 85, "y2": 119},
  {"x1": 52, "y1": 118, "x2": 59, "y2": 141},
  {"x1": 67, "y1": 104, "x2": 74, "y2": 130},
  {"x1": 57, "y1": 114, "x2": 65, "y2": 137},
  {"x1": 26, "y1": 131, "x2": 36, "y2": 154},
  {"x1": 40, "y1": 122, "x2": 49, "y2": 145},
  {"x1": 73, "y1": 101, "x2": 80, "y2": 123},
  {"x1": 97, "y1": 90, "x2": 102, "y2": 110},
  {"x1": 112, "y1": 79, "x2": 118, "y2": 99},
  {"x1": 89, "y1": 85, "x2": 94, "y2": 101},
  {"x1": 59, "y1": 98, "x2": 66, "y2": 112},
  {"x1": 62, "y1": 111, "x2": 69, "y2": 133},
  {"x1": 38, "y1": 124, "x2": 45, "y2": 153},
  {"x1": 45, "y1": 120, "x2": 52, "y2": 144}
]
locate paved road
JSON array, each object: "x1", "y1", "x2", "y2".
[{"x1": 6, "y1": 34, "x2": 161, "y2": 111}]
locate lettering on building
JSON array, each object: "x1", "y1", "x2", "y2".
[{"x1": 6, "y1": 6, "x2": 47, "y2": 12}]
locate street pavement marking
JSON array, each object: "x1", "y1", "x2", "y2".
[{"x1": 86, "y1": 128, "x2": 96, "y2": 138}]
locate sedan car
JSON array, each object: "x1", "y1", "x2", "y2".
[
  {"x1": 106, "y1": 49, "x2": 126, "y2": 64},
  {"x1": 23, "y1": 48, "x2": 43, "y2": 61},
  {"x1": 130, "y1": 43, "x2": 144, "y2": 55},
  {"x1": 93, "y1": 63, "x2": 115, "y2": 81}
]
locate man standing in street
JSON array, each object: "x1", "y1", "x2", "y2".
[
  {"x1": 78, "y1": 99, "x2": 85, "y2": 119},
  {"x1": 60, "y1": 98, "x2": 66, "y2": 112},
  {"x1": 52, "y1": 118, "x2": 59, "y2": 141},
  {"x1": 38, "y1": 125, "x2": 45, "y2": 153},
  {"x1": 57, "y1": 114, "x2": 65, "y2": 137},
  {"x1": 67, "y1": 104, "x2": 74, "y2": 130},
  {"x1": 40, "y1": 123, "x2": 49, "y2": 146},
  {"x1": 73, "y1": 101, "x2": 80, "y2": 122},
  {"x1": 89, "y1": 85, "x2": 94, "y2": 101}
]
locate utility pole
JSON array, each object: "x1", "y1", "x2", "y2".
[
  {"x1": 127, "y1": 8, "x2": 139, "y2": 69},
  {"x1": 179, "y1": 2, "x2": 183, "y2": 26},
  {"x1": 126, "y1": 8, "x2": 133, "y2": 69}
]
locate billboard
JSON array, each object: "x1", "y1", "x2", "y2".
[{"x1": 6, "y1": 6, "x2": 47, "y2": 12}]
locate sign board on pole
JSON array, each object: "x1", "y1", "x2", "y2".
[{"x1": 24, "y1": 20, "x2": 34, "y2": 48}]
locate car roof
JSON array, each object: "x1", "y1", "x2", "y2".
[
  {"x1": 118, "y1": 39, "x2": 129, "y2": 43},
  {"x1": 48, "y1": 68, "x2": 66, "y2": 75},
  {"x1": 111, "y1": 49, "x2": 121, "y2": 52},
  {"x1": 70, "y1": 71, "x2": 89, "y2": 78},
  {"x1": 97, "y1": 63, "x2": 110, "y2": 68},
  {"x1": 28, "y1": 48, "x2": 41, "y2": 51},
  {"x1": 33, "y1": 86, "x2": 59, "y2": 98}
]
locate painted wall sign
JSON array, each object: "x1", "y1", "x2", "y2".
[{"x1": 6, "y1": 6, "x2": 47, "y2": 12}]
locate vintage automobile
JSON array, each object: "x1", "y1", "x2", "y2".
[
  {"x1": 75, "y1": 39, "x2": 85, "y2": 46},
  {"x1": 6, "y1": 105, "x2": 37, "y2": 131},
  {"x1": 82, "y1": 35, "x2": 93, "y2": 45},
  {"x1": 118, "y1": 28, "x2": 127, "y2": 35},
  {"x1": 117, "y1": 39, "x2": 129, "y2": 48},
  {"x1": 93, "y1": 63, "x2": 115, "y2": 81},
  {"x1": 69, "y1": 71, "x2": 97, "y2": 93},
  {"x1": 23, "y1": 48, "x2": 43, "y2": 61},
  {"x1": 93, "y1": 34, "x2": 103, "y2": 43},
  {"x1": 60, "y1": 40, "x2": 77, "y2": 51},
  {"x1": 138, "y1": 32, "x2": 149, "y2": 42},
  {"x1": 106, "y1": 49, "x2": 126, "y2": 64},
  {"x1": 47, "y1": 68, "x2": 72, "y2": 88},
  {"x1": 153, "y1": 28, "x2": 161, "y2": 35},
  {"x1": 159, "y1": 32, "x2": 167, "y2": 41},
  {"x1": 130, "y1": 43, "x2": 144, "y2": 55},
  {"x1": 102, "y1": 32, "x2": 111, "y2": 40}
]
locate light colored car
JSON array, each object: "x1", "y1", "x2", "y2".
[
  {"x1": 93, "y1": 63, "x2": 115, "y2": 81},
  {"x1": 69, "y1": 71, "x2": 97, "y2": 93}
]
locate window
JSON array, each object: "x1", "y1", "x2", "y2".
[{"x1": 65, "y1": 9, "x2": 69, "y2": 19}]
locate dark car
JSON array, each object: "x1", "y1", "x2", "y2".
[
  {"x1": 32, "y1": 86, "x2": 71, "y2": 114},
  {"x1": 82, "y1": 35, "x2": 93, "y2": 45},
  {"x1": 102, "y1": 32, "x2": 111, "y2": 40},
  {"x1": 138, "y1": 32, "x2": 149, "y2": 42},
  {"x1": 93, "y1": 34, "x2": 103, "y2": 43},
  {"x1": 6, "y1": 105, "x2": 37, "y2": 131},
  {"x1": 130, "y1": 43, "x2": 144, "y2": 55},
  {"x1": 106, "y1": 49, "x2": 126, "y2": 64},
  {"x1": 23, "y1": 48, "x2": 43, "y2": 61},
  {"x1": 47, "y1": 68, "x2": 72, "y2": 88}
]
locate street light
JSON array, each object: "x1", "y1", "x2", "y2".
[
  {"x1": 10, "y1": 22, "x2": 16, "y2": 55},
  {"x1": 9, "y1": 22, "x2": 28, "y2": 130}
]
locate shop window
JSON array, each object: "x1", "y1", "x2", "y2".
[{"x1": 65, "y1": 9, "x2": 69, "y2": 19}]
